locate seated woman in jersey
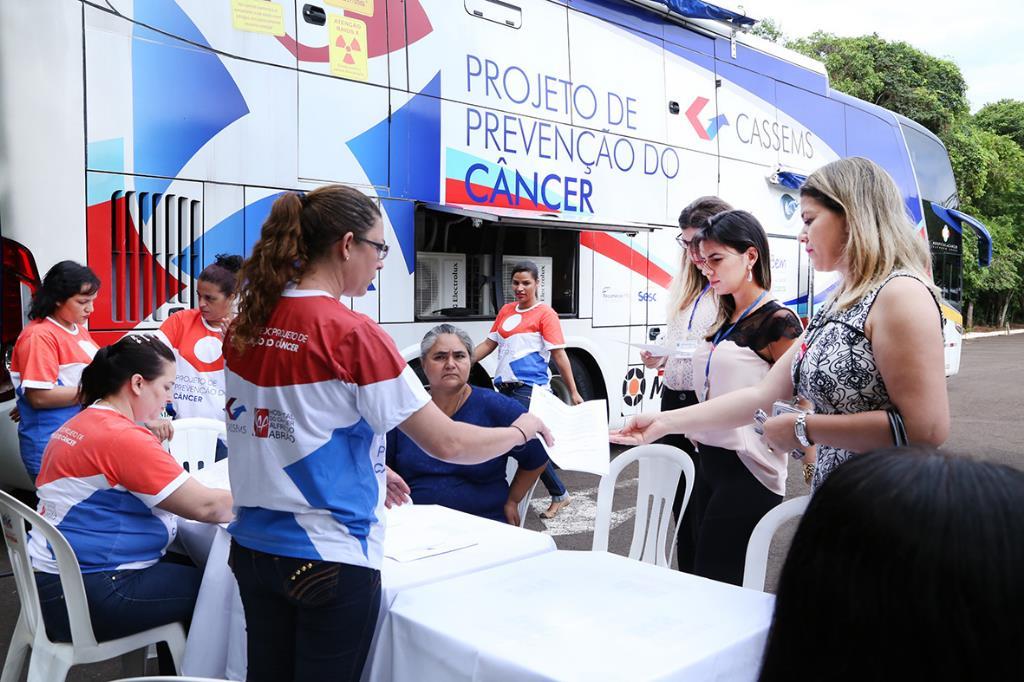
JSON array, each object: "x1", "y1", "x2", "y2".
[
  {"x1": 154, "y1": 253, "x2": 242, "y2": 458},
  {"x1": 29, "y1": 335, "x2": 234, "y2": 646},
  {"x1": 387, "y1": 324, "x2": 548, "y2": 525},
  {"x1": 9, "y1": 260, "x2": 101, "y2": 480}
]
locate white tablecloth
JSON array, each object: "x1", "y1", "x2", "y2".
[
  {"x1": 179, "y1": 488, "x2": 557, "y2": 680},
  {"x1": 381, "y1": 550, "x2": 776, "y2": 682}
]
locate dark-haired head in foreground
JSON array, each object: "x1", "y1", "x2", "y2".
[{"x1": 759, "y1": 447, "x2": 1024, "y2": 681}]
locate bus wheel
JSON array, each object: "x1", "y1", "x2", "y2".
[{"x1": 550, "y1": 353, "x2": 596, "y2": 405}]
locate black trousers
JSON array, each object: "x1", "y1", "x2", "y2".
[
  {"x1": 690, "y1": 442, "x2": 783, "y2": 586},
  {"x1": 661, "y1": 388, "x2": 700, "y2": 573}
]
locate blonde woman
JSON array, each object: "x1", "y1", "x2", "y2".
[
  {"x1": 640, "y1": 196, "x2": 727, "y2": 572},
  {"x1": 613, "y1": 157, "x2": 948, "y2": 490}
]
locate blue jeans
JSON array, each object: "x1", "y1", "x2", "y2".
[
  {"x1": 499, "y1": 383, "x2": 568, "y2": 500},
  {"x1": 229, "y1": 541, "x2": 382, "y2": 682},
  {"x1": 35, "y1": 556, "x2": 202, "y2": 643}
]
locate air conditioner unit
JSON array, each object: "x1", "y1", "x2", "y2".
[
  {"x1": 416, "y1": 252, "x2": 466, "y2": 317},
  {"x1": 501, "y1": 255, "x2": 553, "y2": 306},
  {"x1": 468, "y1": 254, "x2": 495, "y2": 317}
]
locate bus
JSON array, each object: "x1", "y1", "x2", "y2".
[{"x1": 0, "y1": 0, "x2": 990, "y2": 477}]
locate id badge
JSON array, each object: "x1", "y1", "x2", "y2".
[{"x1": 674, "y1": 339, "x2": 698, "y2": 360}]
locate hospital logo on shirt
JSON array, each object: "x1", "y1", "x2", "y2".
[
  {"x1": 254, "y1": 408, "x2": 271, "y2": 438},
  {"x1": 252, "y1": 408, "x2": 297, "y2": 442}
]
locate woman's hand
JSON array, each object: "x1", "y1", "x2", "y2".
[
  {"x1": 512, "y1": 413, "x2": 554, "y2": 447},
  {"x1": 640, "y1": 350, "x2": 663, "y2": 369},
  {"x1": 384, "y1": 467, "x2": 411, "y2": 509},
  {"x1": 762, "y1": 412, "x2": 800, "y2": 453},
  {"x1": 8, "y1": 406, "x2": 20, "y2": 423},
  {"x1": 503, "y1": 499, "x2": 521, "y2": 526},
  {"x1": 146, "y1": 418, "x2": 174, "y2": 443},
  {"x1": 609, "y1": 413, "x2": 666, "y2": 446},
  {"x1": 570, "y1": 390, "x2": 584, "y2": 406}
]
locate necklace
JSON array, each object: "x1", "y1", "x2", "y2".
[{"x1": 442, "y1": 385, "x2": 471, "y2": 417}]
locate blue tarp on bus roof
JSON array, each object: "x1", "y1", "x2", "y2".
[{"x1": 645, "y1": 0, "x2": 756, "y2": 26}]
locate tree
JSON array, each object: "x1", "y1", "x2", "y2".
[
  {"x1": 751, "y1": 17, "x2": 784, "y2": 44},
  {"x1": 974, "y1": 99, "x2": 1024, "y2": 149},
  {"x1": 962, "y1": 215, "x2": 1024, "y2": 328},
  {"x1": 786, "y1": 32, "x2": 968, "y2": 136}
]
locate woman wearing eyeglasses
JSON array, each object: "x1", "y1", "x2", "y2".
[
  {"x1": 639, "y1": 196, "x2": 729, "y2": 573},
  {"x1": 223, "y1": 185, "x2": 552, "y2": 681},
  {"x1": 678, "y1": 210, "x2": 801, "y2": 586}
]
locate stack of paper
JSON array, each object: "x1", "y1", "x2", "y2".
[{"x1": 528, "y1": 386, "x2": 610, "y2": 476}]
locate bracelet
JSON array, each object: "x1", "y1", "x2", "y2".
[{"x1": 511, "y1": 424, "x2": 528, "y2": 445}]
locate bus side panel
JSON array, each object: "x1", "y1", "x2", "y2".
[
  {"x1": 0, "y1": 0, "x2": 86, "y2": 273},
  {"x1": 844, "y1": 106, "x2": 923, "y2": 224}
]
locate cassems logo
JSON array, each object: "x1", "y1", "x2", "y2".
[
  {"x1": 686, "y1": 97, "x2": 728, "y2": 141},
  {"x1": 781, "y1": 194, "x2": 798, "y2": 220},
  {"x1": 253, "y1": 408, "x2": 270, "y2": 438},
  {"x1": 225, "y1": 398, "x2": 247, "y2": 421}
]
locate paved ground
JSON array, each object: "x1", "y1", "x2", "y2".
[{"x1": 2, "y1": 334, "x2": 1021, "y2": 680}]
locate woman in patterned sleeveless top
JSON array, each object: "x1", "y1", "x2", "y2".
[{"x1": 613, "y1": 157, "x2": 948, "y2": 490}]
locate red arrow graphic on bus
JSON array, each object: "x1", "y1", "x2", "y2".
[{"x1": 686, "y1": 97, "x2": 712, "y2": 140}]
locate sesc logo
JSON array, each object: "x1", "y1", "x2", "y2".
[{"x1": 253, "y1": 409, "x2": 271, "y2": 438}]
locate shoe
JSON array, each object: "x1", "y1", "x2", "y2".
[{"x1": 539, "y1": 497, "x2": 571, "y2": 519}]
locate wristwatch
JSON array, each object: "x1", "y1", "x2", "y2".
[{"x1": 794, "y1": 413, "x2": 814, "y2": 447}]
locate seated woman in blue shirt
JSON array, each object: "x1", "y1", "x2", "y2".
[{"x1": 387, "y1": 324, "x2": 547, "y2": 525}]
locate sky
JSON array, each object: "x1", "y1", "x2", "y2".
[{"x1": 724, "y1": 0, "x2": 1023, "y2": 112}]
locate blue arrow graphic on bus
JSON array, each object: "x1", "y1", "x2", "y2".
[{"x1": 706, "y1": 114, "x2": 729, "y2": 139}]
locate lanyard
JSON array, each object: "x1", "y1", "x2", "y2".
[
  {"x1": 686, "y1": 284, "x2": 711, "y2": 333},
  {"x1": 703, "y1": 291, "x2": 768, "y2": 396}
]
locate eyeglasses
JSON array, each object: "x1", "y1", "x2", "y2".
[
  {"x1": 675, "y1": 233, "x2": 692, "y2": 249},
  {"x1": 355, "y1": 236, "x2": 389, "y2": 260}
]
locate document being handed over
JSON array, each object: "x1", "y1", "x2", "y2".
[{"x1": 529, "y1": 385, "x2": 610, "y2": 476}]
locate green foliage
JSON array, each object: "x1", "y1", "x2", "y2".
[
  {"x1": 974, "y1": 99, "x2": 1024, "y2": 149},
  {"x1": 751, "y1": 17, "x2": 784, "y2": 44},
  {"x1": 786, "y1": 32, "x2": 968, "y2": 135}
]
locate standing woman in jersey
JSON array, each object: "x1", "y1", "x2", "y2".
[
  {"x1": 683, "y1": 211, "x2": 801, "y2": 585},
  {"x1": 640, "y1": 196, "x2": 729, "y2": 572},
  {"x1": 474, "y1": 261, "x2": 582, "y2": 519},
  {"x1": 613, "y1": 157, "x2": 948, "y2": 492},
  {"x1": 156, "y1": 254, "x2": 242, "y2": 457},
  {"x1": 224, "y1": 185, "x2": 551, "y2": 682},
  {"x1": 9, "y1": 261, "x2": 100, "y2": 479}
]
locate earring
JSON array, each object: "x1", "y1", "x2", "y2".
[{"x1": 747, "y1": 267, "x2": 753, "y2": 282}]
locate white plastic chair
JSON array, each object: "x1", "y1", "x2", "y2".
[
  {"x1": 166, "y1": 418, "x2": 226, "y2": 473},
  {"x1": 592, "y1": 444, "x2": 695, "y2": 568},
  {"x1": 742, "y1": 495, "x2": 811, "y2": 591},
  {"x1": 505, "y1": 458, "x2": 540, "y2": 528},
  {"x1": 0, "y1": 490, "x2": 186, "y2": 682}
]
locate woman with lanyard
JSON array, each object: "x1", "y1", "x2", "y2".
[
  {"x1": 154, "y1": 253, "x2": 242, "y2": 458},
  {"x1": 640, "y1": 196, "x2": 729, "y2": 573},
  {"x1": 677, "y1": 210, "x2": 801, "y2": 586},
  {"x1": 9, "y1": 261, "x2": 101, "y2": 481},
  {"x1": 613, "y1": 158, "x2": 948, "y2": 520},
  {"x1": 473, "y1": 260, "x2": 582, "y2": 519},
  {"x1": 224, "y1": 185, "x2": 551, "y2": 681}
]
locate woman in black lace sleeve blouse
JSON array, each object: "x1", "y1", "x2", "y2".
[
  {"x1": 613, "y1": 158, "x2": 948, "y2": 501},
  {"x1": 683, "y1": 210, "x2": 802, "y2": 585}
]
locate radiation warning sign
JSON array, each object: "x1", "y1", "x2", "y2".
[
  {"x1": 324, "y1": 0, "x2": 375, "y2": 17},
  {"x1": 328, "y1": 15, "x2": 369, "y2": 82}
]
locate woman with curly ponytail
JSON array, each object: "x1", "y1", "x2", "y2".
[{"x1": 223, "y1": 184, "x2": 552, "y2": 680}]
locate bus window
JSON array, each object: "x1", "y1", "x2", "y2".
[{"x1": 414, "y1": 209, "x2": 578, "y2": 320}]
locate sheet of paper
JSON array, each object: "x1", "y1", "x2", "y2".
[
  {"x1": 528, "y1": 386, "x2": 610, "y2": 476},
  {"x1": 190, "y1": 459, "x2": 231, "y2": 491},
  {"x1": 384, "y1": 521, "x2": 478, "y2": 562},
  {"x1": 620, "y1": 340, "x2": 673, "y2": 357}
]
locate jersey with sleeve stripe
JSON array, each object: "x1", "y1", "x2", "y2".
[
  {"x1": 157, "y1": 308, "x2": 226, "y2": 421},
  {"x1": 9, "y1": 318, "x2": 99, "y2": 476},
  {"x1": 487, "y1": 302, "x2": 565, "y2": 387},
  {"x1": 223, "y1": 289, "x2": 430, "y2": 569},
  {"x1": 28, "y1": 405, "x2": 190, "y2": 574}
]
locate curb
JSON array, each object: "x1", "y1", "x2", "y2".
[{"x1": 964, "y1": 329, "x2": 1024, "y2": 339}]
